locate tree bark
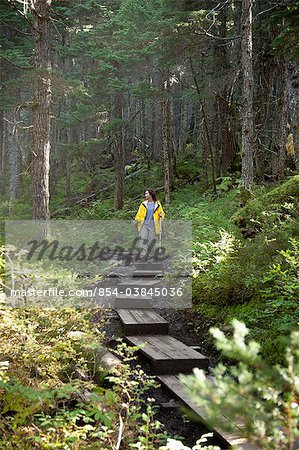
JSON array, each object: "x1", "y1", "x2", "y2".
[
  {"x1": 162, "y1": 79, "x2": 176, "y2": 205},
  {"x1": 242, "y1": 0, "x2": 254, "y2": 189},
  {"x1": 7, "y1": 110, "x2": 21, "y2": 202},
  {"x1": 241, "y1": 0, "x2": 254, "y2": 190},
  {"x1": 66, "y1": 126, "x2": 73, "y2": 206},
  {"x1": 153, "y1": 66, "x2": 163, "y2": 161},
  {"x1": 31, "y1": 0, "x2": 52, "y2": 220},
  {"x1": 271, "y1": 60, "x2": 287, "y2": 179},
  {"x1": 201, "y1": 100, "x2": 216, "y2": 193},
  {"x1": 0, "y1": 55, "x2": 6, "y2": 197},
  {"x1": 285, "y1": 61, "x2": 299, "y2": 171},
  {"x1": 114, "y1": 91, "x2": 124, "y2": 210},
  {"x1": 189, "y1": 53, "x2": 216, "y2": 192},
  {"x1": 0, "y1": 109, "x2": 5, "y2": 196}
]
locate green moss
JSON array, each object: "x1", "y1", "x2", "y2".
[
  {"x1": 190, "y1": 177, "x2": 299, "y2": 363},
  {"x1": 266, "y1": 175, "x2": 299, "y2": 200},
  {"x1": 194, "y1": 302, "x2": 228, "y2": 322},
  {"x1": 233, "y1": 175, "x2": 299, "y2": 236},
  {"x1": 239, "y1": 186, "x2": 254, "y2": 205}
]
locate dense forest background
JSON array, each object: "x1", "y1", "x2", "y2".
[
  {"x1": 0, "y1": 0, "x2": 298, "y2": 216},
  {"x1": 0, "y1": 1, "x2": 298, "y2": 449}
]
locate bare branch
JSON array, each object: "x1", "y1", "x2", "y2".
[
  {"x1": 206, "y1": 0, "x2": 232, "y2": 33},
  {"x1": 253, "y1": 5, "x2": 278, "y2": 22},
  {"x1": 7, "y1": 0, "x2": 35, "y2": 29}
]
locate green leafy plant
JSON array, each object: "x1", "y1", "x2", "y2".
[
  {"x1": 215, "y1": 176, "x2": 234, "y2": 194},
  {"x1": 192, "y1": 229, "x2": 240, "y2": 277},
  {"x1": 259, "y1": 238, "x2": 299, "y2": 333},
  {"x1": 181, "y1": 320, "x2": 299, "y2": 450},
  {"x1": 158, "y1": 433, "x2": 220, "y2": 450},
  {"x1": 0, "y1": 306, "x2": 120, "y2": 449},
  {"x1": 108, "y1": 341, "x2": 169, "y2": 449}
]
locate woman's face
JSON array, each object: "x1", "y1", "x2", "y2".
[{"x1": 144, "y1": 190, "x2": 151, "y2": 200}]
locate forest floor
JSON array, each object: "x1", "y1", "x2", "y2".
[
  {"x1": 94, "y1": 308, "x2": 223, "y2": 448},
  {"x1": 1, "y1": 174, "x2": 298, "y2": 364},
  {"x1": 0, "y1": 174, "x2": 298, "y2": 448},
  {"x1": 86, "y1": 173, "x2": 299, "y2": 364}
]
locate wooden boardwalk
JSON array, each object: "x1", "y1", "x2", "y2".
[
  {"x1": 114, "y1": 294, "x2": 153, "y2": 309},
  {"x1": 126, "y1": 334, "x2": 209, "y2": 374},
  {"x1": 158, "y1": 375, "x2": 257, "y2": 450},
  {"x1": 110, "y1": 257, "x2": 258, "y2": 449},
  {"x1": 118, "y1": 309, "x2": 169, "y2": 335}
]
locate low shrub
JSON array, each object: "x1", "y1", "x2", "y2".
[{"x1": 181, "y1": 320, "x2": 299, "y2": 450}]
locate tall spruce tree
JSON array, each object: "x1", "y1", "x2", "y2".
[
  {"x1": 241, "y1": 0, "x2": 254, "y2": 190},
  {"x1": 31, "y1": 0, "x2": 52, "y2": 220}
]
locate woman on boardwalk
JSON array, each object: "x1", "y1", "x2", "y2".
[{"x1": 135, "y1": 189, "x2": 165, "y2": 260}]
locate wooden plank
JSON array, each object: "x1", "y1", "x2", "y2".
[
  {"x1": 157, "y1": 375, "x2": 258, "y2": 450},
  {"x1": 116, "y1": 280, "x2": 163, "y2": 297},
  {"x1": 118, "y1": 279, "x2": 161, "y2": 287},
  {"x1": 117, "y1": 309, "x2": 166, "y2": 323},
  {"x1": 115, "y1": 293, "x2": 152, "y2": 300},
  {"x1": 133, "y1": 269, "x2": 163, "y2": 278},
  {"x1": 117, "y1": 309, "x2": 169, "y2": 335},
  {"x1": 134, "y1": 262, "x2": 164, "y2": 271},
  {"x1": 125, "y1": 335, "x2": 209, "y2": 374},
  {"x1": 115, "y1": 297, "x2": 152, "y2": 310}
]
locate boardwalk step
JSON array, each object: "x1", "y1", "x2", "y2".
[
  {"x1": 115, "y1": 296, "x2": 152, "y2": 310},
  {"x1": 133, "y1": 269, "x2": 163, "y2": 278},
  {"x1": 157, "y1": 375, "x2": 258, "y2": 450},
  {"x1": 125, "y1": 334, "x2": 209, "y2": 375},
  {"x1": 117, "y1": 279, "x2": 161, "y2": 289},
  {"x1": 134, "y1": 262, "x2": 164, "y2": 271},
  {"x1": 115, "y1": 293, "x2": 152, "y2": 300},
  {"x1": 117, "y1": 309, "x2": 169, "y2": 335}
]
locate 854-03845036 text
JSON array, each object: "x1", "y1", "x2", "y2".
[{"x1": 9, "y1": 286, "x2": 184, "y2": 298}]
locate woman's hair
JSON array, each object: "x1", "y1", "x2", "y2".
[{"x1": 145, "y1": 189, "x2": 157, "y2": 202}]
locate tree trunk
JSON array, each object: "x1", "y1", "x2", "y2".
[
  {"x1": 0, "y1": 54, "x2": 6, "y2": 197},
  {"x1": 201, "y1": 129, "x2": 209, "y2": 190},
  {"x1": 201, "y1": 100, "x2": 216, "y2": 193},
  {"x1": 162, "y1": 79, "x2": 175, "y2": 205},
  {"x1": 213, "y1": 8, "x2": 226, "y2": 176},
  {"x1": 270, "y1": 60, "x2": 288, "y2": 179},
  {"x1": 31, "y1": 0, "x2": 52, "y2": 220},
  {"x1": 285, "y1": 61, "x2": 299, "y2": 171},
  {"x1": 189, "y1": 54, "x2": 216, "y2": 192},
  {"x1": 0, "y1": 109, "x2": 5, "y2": 196},
  {"x1": 66, "y1": 126, "x2": 73, "y2": 206},
  {"x1": 241, "y1": 0, "x2": 254, "y2": 190},
  {"x1": 114, "y1": 92, "x2": 124, "y2": 210},
  {"x1": 7, "y1": 110, "x2": 21, "y2": 202},
  {"x1": 153, "y1": 66, "x2": 163, "y2": 161}
]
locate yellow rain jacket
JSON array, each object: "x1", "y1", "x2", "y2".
[{"x1": 135, "y1": 200, "x2": 165, "y2": 235}]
